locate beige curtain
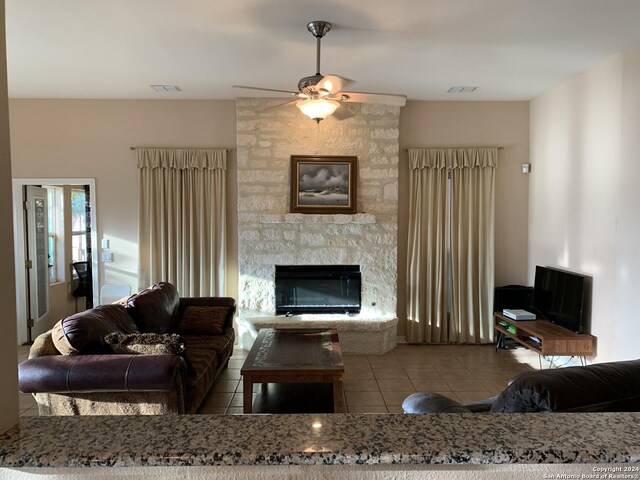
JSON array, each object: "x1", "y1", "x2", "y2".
[
  {"x1": 406, "y1": 148, "x2": 496, "y2": 344},
  {"x1": 406, "y1": 150, "x2": 449, "y2": 343},
  {"x1": 137, "y1": 148, "x2": 227, "y2": 297}
]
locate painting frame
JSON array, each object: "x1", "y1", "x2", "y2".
[{"x1": 290, "y1": 155, "x2": 358, "y2": 214}]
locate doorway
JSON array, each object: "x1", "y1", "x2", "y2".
[{"x1": 12, "y1": 178, "x2": 98, "y2": 345}]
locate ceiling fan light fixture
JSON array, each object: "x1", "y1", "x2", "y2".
[{"x1": 296, "y1": 98, "x2": 340, "y2": 123}]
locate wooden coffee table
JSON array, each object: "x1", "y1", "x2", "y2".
[{"x1": 240, "y1": 328, "x2": 345, "y2": 414}]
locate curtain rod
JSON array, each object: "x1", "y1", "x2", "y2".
[
  {"x1": 403, "y1": 146, "x2": 503, "y2": 152},
  {"x1": 130, "y1": 146, "x2": 232, "y2": 152}
]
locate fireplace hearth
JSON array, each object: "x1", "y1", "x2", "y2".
[{"x1": 275, "y1": 265, "x2": 361, "y2": 316}]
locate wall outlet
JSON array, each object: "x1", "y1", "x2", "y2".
[{"x1": 101, "y1": 251, "x2": 113, "y2": 262}]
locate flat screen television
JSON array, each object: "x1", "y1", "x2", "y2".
[{"x1": 531, "y1": 266, "x2": 587, "y2": 333}]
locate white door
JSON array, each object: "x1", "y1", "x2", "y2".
[{"x1": 25, "y1": 185, "x2": 50, "y2": 328}]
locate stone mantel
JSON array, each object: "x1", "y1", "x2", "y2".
[{"x1": 260, "y1": 213, "x2": 377, "y2": 224}]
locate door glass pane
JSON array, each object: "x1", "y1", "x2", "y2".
[
  {"x1": 71, "y1": 189, "x2": 87, "y2": 263},
  {"x1": 34, "y1": 197, "x2": 48, "y2": 317},
  {"x1": 71, "y1": 190, "x2": 86, "y2": 233},
  {"x1": 72, "y1": 233, "x2": 87, "y2": 263},
  {"x1": 46, "y1": 188, "x2": 56, "y2": 281}
]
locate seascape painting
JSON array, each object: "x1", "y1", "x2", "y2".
[
  {"x1": 290, "y1": 156, "x2": 357, "y2": 214},
  {"x1": 298, "y1": 163, "x2": 349, "y2": 206}
]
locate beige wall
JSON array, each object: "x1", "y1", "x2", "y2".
[
  {"x1": 9, "y1": 99, "x2": 238, "y2": 334},
  {"x1": 0, "y1": 0, "x2": 19, "y2": 433},
  {"x1": 530, "y1": 49, "x2": 640, "y2": 362},
  {"x1": 398, "y1": 101, "x2": 530, "y2": 337}
]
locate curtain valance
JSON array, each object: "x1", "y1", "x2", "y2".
[
  {"x1": 136, "y1": 148, "x2": 227, "y2": 170},
  {"x1": 408, "y1": 148, "x2": 498, "y2": 170}
]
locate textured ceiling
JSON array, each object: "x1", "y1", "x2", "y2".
[{"x1": 6, "y1": 0, "x2": 640, "y2": 100}]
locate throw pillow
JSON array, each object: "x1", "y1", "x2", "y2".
[
  {"x1": 177, "y1": 306, "x2": 229, "y2": 335},
  {"x1": 104, "y1": 332, "x2": 186, "y2": 355}
]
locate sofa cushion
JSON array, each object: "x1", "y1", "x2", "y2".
[
  {"x1": 177, "y1": 306, "x2": 229, "y2": 335},
  {"x1": 181, "y1": 327, "x2": 235, "y2": 367},
  {"x1": 52, "y1": 304, "x2": 139, "y2": 355},
  {"x1": 184, "y1": 346, "x2": 219, "y2": 413},
  {"x1": 491, "y1": 359, "x2": 640, "y2": 413},
  {"x1": 124, "y1": 282, "x2": 180, "y2": 334},
  {"x1": 105, "y1": 332, "x2": 186, "y2": 356}
]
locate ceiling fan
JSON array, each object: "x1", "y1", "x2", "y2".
[{"x1": 233, "y1": 21, "x2": 407, "y2": 123}]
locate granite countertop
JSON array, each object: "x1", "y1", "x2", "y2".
[{"x1": 1, "y1": 412, "x2": 639, "y2": 468}]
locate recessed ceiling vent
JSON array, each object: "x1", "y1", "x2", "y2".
[
  {"x1": 150, "y1": 85, "x2": 183, "y2": 93},
  {"x1": 447, "y1": 86, "x2": 477, "y2": 93}
]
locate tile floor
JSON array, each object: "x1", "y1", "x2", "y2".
[
  {"x1": 197, "y1": 343, "x2": 540, "y2": 414},
  {"x1": 18, "y1": 342, "x2": 541, "y2": 416}
]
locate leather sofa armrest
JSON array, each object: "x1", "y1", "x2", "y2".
[
  {"x1": 19, "y1": 354, "x2": 186, "y2": 394},
  {"x1": 402, "y1": 392, "x2": 472, "y2": 413}
]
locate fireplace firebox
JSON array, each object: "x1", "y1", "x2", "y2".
[{"x1": 275, "y1": 265, "x2": 361, "y2": 315}]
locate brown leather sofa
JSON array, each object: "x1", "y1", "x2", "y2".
[
  {"x1": 19, "y1": 282, "x2": 235, "y2": 415},
  {"x1": 402, "y1": 359, "x2": 640, "y2": 414}
]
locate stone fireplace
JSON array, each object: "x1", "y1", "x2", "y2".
[{"x1": 236, "y1": 98, "x2": 400, "y2": 353}]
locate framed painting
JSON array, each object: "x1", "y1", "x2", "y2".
[{"x1": 290, "y1": 155, "x2": 358, "y2": 214}]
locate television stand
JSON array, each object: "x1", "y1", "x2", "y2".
[{"x1": 494, "y1": 312, "x2": 594, "y2": 358}]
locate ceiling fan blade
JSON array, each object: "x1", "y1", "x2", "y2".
[
  {"x1": 340, "y1": 91, "x2": 407, "y2": 107},
  {"x1": 317, "y1": 74, "x2": 354, "y2": 95},
  {"x1": 257, "y1": 99, "x2": 298, "y2": 112},
  {"x1": 232, "y1": 85, "x2": 298, "y2": 95},
  {"x1": 332, "y1": 104, "x2": 354, "y2": 121}
]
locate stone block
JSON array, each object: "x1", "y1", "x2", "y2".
[
  {"x1": 283, "y1": 230, "x2": 298, "y2": 242},
  {"x1": 298, "y1": 248, "x2": 348, "y2": 264},
  {"x1": 262, "y1": 229, "x2": 283, "y2": 241},
  {"x1": 236, "y1": 120, "x2": 260, "y2": 131},
  {"x1": 243, "y1": 185, "x2": 267, "y2": 194},
  {"x1": 239, "y1": 170, "x2": 287, "y2": 184},
  {"x1": 384, "y1": 182, "x2": 398, "y2": 201},
  {"x1": 299, "y1": 232, "x2": 326, "y2": 246},
  {"x1": 259, "y1": 214, "x2": 284, "y2": 224},
  {"x1": 359, "y1": 167, "x2": 397, "y2": 179},
  {"x1": 239, "y1": 230, "x2": 260, "y2": 241},
  {"x1": 365, "y1": 232, "x2": 397, "y2": 246},
  {"x1": 250, "y1": 148, "x2": 272, "y2": 158},
  {"x1": 371, "y1": 128, "x2": 400, "y2": 140},
  {"x1": 237, "y1": 213, "x2": 260, "y2": 223},
  {"x1": 237, "y1": 134, "x2": 257, "y2": 147}
]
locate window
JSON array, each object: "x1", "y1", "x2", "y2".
[{"x1": 71, "y1": 189, "x2": 87, "y2": 262}]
